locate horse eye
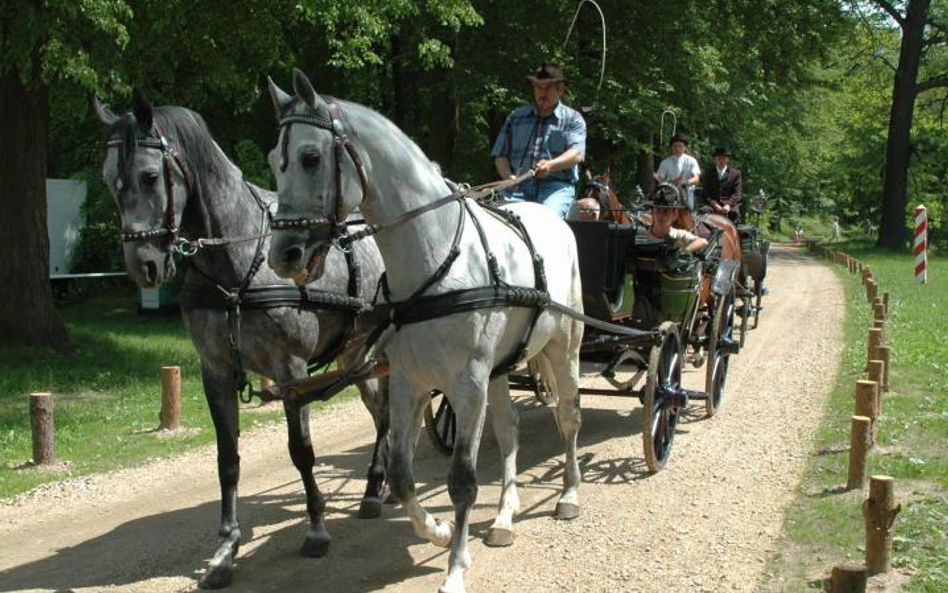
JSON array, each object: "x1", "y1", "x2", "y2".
[
  {"x1": 141, "y1": 172, "x2": 159, "y2": 187},
  {"x1": 301, "y1": 152, "x2": 321, "y2": 169}
]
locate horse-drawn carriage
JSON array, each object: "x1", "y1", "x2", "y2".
[{"x1": 425, "y1": 200, "x2": 744, "y2": 472}]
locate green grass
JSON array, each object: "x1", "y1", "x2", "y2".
[
  {"x1": 763, "y1": 245, "x2": 948, "y2": 592},
  {"x1": 0, "y1": 288, "x2": 350, "y2": 499}
]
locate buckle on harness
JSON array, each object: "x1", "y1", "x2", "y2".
[{"x1": 173, "y1": 237, "x2": 199, "y2": 257}]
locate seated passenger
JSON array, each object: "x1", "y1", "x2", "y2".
[{"x1": 647, "y1": 184, "x2": 708, "y2": 254}]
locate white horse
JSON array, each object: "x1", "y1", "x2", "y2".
[{"x1": 265, "y1": 69, "x2": 584, "y2": 593}]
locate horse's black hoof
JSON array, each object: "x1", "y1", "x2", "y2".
[
  {"x1": 358, "y1": 497, "x2": 382, "y2": 519},
  {"x1": 198, "y1": 565, "x2": 233, "y2": 589},
  {"x1": 300, "y1": 533, "x2": 331, "y2": 558},
  {"x1": 554, "y1": 502, "x2": 580, "y2": 521}
]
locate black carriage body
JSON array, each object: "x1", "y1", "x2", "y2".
[
  {"x1": 737, "y1": 224, "x2": 769, "y2": 280},
  {"x1": 567, "y1": 220, "x2": 700, "y2": 330}
]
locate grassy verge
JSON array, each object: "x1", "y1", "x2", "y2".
[
  {"x1": 0, "y1": 287, "x2": 350, "y2": 499},
  {"x1": 763, "y1": 244, "x2": 948, "y2": 592}
]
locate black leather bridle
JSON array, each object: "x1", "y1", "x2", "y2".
[
  {"x1": 271, "y1": 102, "x2": 370, "y2": 244},
  {"x1": 107, "y1": 123, "x2": 193, "y2": 248}
]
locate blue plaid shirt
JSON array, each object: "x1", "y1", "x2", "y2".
[{"x1": 490, "y1": 102, "x2": 587, "y2": 184}]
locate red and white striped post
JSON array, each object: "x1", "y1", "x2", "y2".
[{"x1": 914, "y1": 205, "x2": 927, "y2": 284}]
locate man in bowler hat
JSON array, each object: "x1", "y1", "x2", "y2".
[{"x1": 700, "y1": 146, "x2": 743, "y2": 223}]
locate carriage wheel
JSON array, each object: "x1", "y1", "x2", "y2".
[
  {"x1": 528, "y1": 360, "x2": 555, "y2": 406},
  {"x1": 704, "y1": 290, "x2": 735, "y2": 418},
  {"x1": 738, "y1": 287, "x2": 750, "y2": 347},
  {"x1": 423, "y1": 390, "x2": 455, "y2": 456},
  {"x1": 753, "y1": 278, "x2": 764, "y2": 329},
  {"x1": 642, "y1": 322, "x2": 683, "y2": 473}
]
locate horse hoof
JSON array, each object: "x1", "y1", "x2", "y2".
[
  {"x1": 358, "y1": 497, "x2": 382, "y2": 519},
  {"x1": 198, "y1": 565, "x2": 233, "y2": 589},
  {"x1": 554, "y1": 502, "x2": 580, "y2": 521},
  {"x1": 299, "y1": 533, "x2": 331, "y2": 558},
  {"x1": 485, "y1": 527, "x2": 514, "y2": 547}
]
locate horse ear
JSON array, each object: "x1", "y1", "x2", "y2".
[
  {"x1": 131, "y1": 87, "x2": 154, "y2": 131},
  {"x1": 603, "y1": 168, "x2": 611, "y2": 183},
  {"x1": 292, "y1": 67, "x2": 320, "y2": 108},
  {"x1": 267, "y1": 76, "x2": 294, "y2": 117},
  {"x1": 92, "y1": 95, "x2": 119, "y2": 127},
  {"x1": 585, "y1": 169, "x2": 592, "y2": 181}
]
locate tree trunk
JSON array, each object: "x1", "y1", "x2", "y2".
[
  {"x1": 428, "y1": 33, "x2": 459, "y2": 177},
  {"x1": 878, "y1": 0, "x2": 930, "y2": 249},
  {"x1": 0, "y1": 69, "x2": 68, "y2": 347},
  {"x1": 635, "y1": 131, "x2": 655, "y2": 194},
  {"x1": 391, "y1": 33, "x2": 408, "y2": 130}
]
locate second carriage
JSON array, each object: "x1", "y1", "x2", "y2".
[{"x1": 425, "y1": 211, "x2": 743, "y2": 472}]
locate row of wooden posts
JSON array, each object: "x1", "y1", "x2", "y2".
[
  {"x1": 27, "y1": 367, "x2": 275, "y2": 466},
  {"x1": 807, "y1": 242, "x2": 902, "y2": 593}
]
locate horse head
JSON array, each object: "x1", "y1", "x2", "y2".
[
  {"x1": 266, "y1": 69, "x2": 366, "y2": 284},
  {"x1": 93, "y1": 90, "x2": 195, "y2": 287}
]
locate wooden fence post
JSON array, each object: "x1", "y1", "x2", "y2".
[
  {"x1": 828, "y1": 563, "x2": 867, "y2": 593},
  {"x1": 867, "y1": 328, "x2": 882, "y2": 370},
  {"x1": 873, "y1": 319, "x2": 886, "y2": 345},
  {"x1": 866, "y1": 280, "x2": 878, "y2": 304},
  {"x1": 868, "y1": 360, "x2": 885, "y2": 416},
  {"x1": 847, "y1": 416, "x2": 872, "y2": 490},
  {"x1": 873, "y1": 301, "x2": 886, "y2": 323},
  {"x1": 29, "y1": 392, "x2": 56, "y2": 465},
  {"x1": 160, "y1": 366, "x2": 182, "y2": 430},
  {"x1": 864, "y1": 476, "x2": 901, "y2": 575},
  {"x1": 854, "y1": 381, "x2": 879, "y2": 445},
  {"x1": 874, "y1": 346, "x2": 892, "y2": 393},
  {"x1": 882, "y1": 291, "x2": 890, "y2": 317}
]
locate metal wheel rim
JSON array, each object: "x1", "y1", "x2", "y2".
[{"x1": 423, "y1": 390, "x2": 455, "y2": 456}]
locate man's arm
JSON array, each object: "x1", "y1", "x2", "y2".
[
  {"x1": 494, "y1": 156, "x2": 515, "y2": 180},
  {"x1": 725, "y1": 170, "x2": 743, "y2": 209},
  {"x1": 535, "y1": 148, "x2": 583, "y2": 178}
]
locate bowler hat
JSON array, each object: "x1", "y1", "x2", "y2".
[
  {"x1": 651, "y1": 184, "x2": 686, "y2": 209},
  {"x1": 527, "y1": 63, "x2": 566, "y2": 84},
  {"x1": 713, "y1": 146, "x2": 732, "y2": 157},
  {"x1": 669, "y1": 132, "x2": 689, "y2": 146}
]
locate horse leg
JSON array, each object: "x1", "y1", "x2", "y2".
[
  {"x1": 354, "y1": 375, "x2": 391, "y2": 519},
  {"x1": 197, "y1": 363, "x2": 241, "y2": 590},
  {"x1": 387, "y1": 370, "x2": 453, "y2": 548},
  {"x1": 545, "y1": 320, "x2": 583, "y2": 520},
  {"x1": 440, "y1": 373, "x2": 489, "y2": 593},
  {"x1": 282, "y1": 394, "x2": 332, "y2": 558},
  {"x1": 484, "y1": 376, "x2": 519, "y2": 547}
]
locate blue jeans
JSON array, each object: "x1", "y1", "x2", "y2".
[{"x1": 503, "y1": 179, "x2": 576, "y2": 219}]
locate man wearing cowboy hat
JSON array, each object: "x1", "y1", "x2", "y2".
[
  {"x1": 654, "y1": 132, "x2": 701, "y2": 211},
  {"x1": 491, "y1": 62, "x2": 587, "y2": 218},
  {"x1": 699, "y1": 146, "x2": 743, "y2": 223}
]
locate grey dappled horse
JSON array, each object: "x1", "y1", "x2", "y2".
[
  {"x1": 265, "y1": 70, "x2": 584, "y2": 593},
  {"x1": 93, "y1": 91, "x2": 388, "y2": 589}
]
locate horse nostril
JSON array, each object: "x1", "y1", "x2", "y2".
[
  {"x1": 282, "y1": 246, "x2": 303, "y2": 267},
  {"x1": 144, "y1": 261, "x2": 158, "y2": 283}
]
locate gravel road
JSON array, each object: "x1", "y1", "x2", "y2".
[{"x1": 0, "y1": 245, "x2": 844, "y2": 593}]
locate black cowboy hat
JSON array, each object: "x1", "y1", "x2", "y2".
[
  {"x1": 713, "y1": 146, "x2": 732, "y2": 157},
  {"x1": 651, "y1": 184, "x2": 686, "y2": 209},
  {"x1": 527, "y1": 63, "x2": 566, "y2": 84},
  {"x1": 669, "y1": 132, "x2": 689, "y2": 146}
]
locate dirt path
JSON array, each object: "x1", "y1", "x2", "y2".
[{"x1": 0, "y1": 245, "x2": 844, "y2": 593}]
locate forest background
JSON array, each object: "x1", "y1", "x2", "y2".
[{"x1": 2, "y1": 0, "x2": 947, "y2": 344}]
